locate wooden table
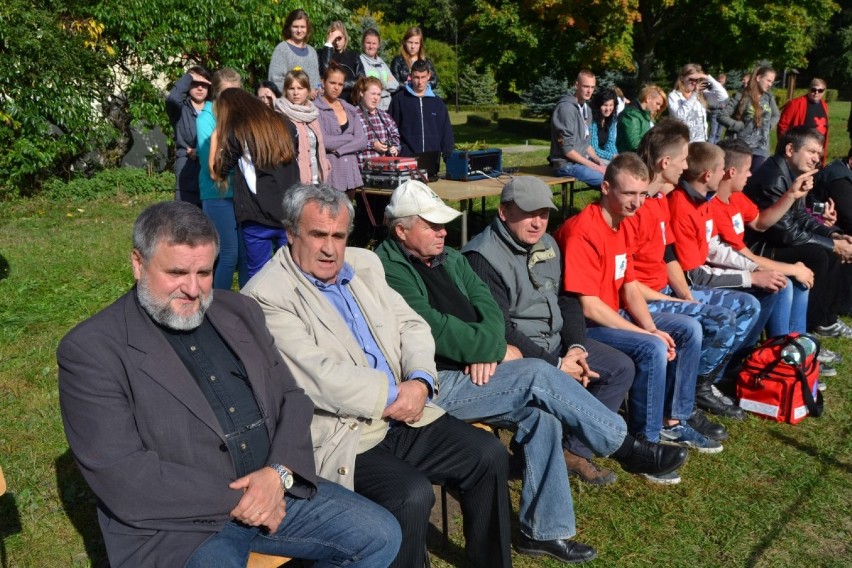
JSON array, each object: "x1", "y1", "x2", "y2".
[{"x1": 360, "y1": 172, "x2": 579, "y2": 244}]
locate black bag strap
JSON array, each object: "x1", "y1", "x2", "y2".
[{"x1": 785, "y1": 335, "x2": 824, "y2": 418}]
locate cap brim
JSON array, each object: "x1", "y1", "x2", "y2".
[{"x1": 420, "y1": 205, "x2": 462, "y2": 224}]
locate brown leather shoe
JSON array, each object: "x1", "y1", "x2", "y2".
[{"x1": 563, "y1": 450, "x2": 617, "y2": 485}]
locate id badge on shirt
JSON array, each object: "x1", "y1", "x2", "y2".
[
  {"x1": 732, "y1": 213, "x2": 744, "y2": 235},
  {"x1": 615, "y1": 254, "x2": 627, "y2": 281}
]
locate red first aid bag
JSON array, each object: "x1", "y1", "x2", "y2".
[{"x1": 737, "y1": 333, "x2": 824, "y2": 424}]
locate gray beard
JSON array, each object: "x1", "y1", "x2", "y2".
[{"x1": 136, "y1": 278, "x2": 213, "y2": 331}]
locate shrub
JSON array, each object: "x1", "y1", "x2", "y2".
[
  {"x1": 466, "y1": 114, "x2": 492, "y2": 127},
  {"x1": 497, "y1": 118, "x2": 550, "y2": 140},
  {"x1": 42, "y1": 168, "x2": 175, "y2": 201}
]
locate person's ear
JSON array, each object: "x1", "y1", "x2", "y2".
[{"x1": 131, "y1": 249, "x2": 144, "y2": 281}]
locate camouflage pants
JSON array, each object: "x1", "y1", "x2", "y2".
[{"x1": 647, "y1": 286, "x2": 761, "y2": 378}]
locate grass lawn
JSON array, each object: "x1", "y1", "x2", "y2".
[{"x1": 0, "y1": 104, "x2": 850, "y2": 567}]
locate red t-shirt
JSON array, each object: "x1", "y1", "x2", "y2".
[
  {"x1": 622, "y1": 193, "x2": 672, "y2": 292},
  {"x1": 554, "y1": 202, "x2": 634, "y2": 312},
  {"x1": 709, "y1": 192, "x2": 758, "y2": 251},
  {"x1": 668, "y1": 186, "x2": 714, "y2": 271}
]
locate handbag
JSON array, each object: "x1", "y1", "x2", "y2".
[{"x1": 736, "y1": 333, "x2": 824, "y2": 424}]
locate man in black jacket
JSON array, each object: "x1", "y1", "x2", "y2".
[{"x1": 745, "y1": 127, "x2": 852, "y2": 337}]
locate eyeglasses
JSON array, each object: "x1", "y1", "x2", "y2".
[
  {"x1": 190, "y1": 81, "x2": 210, "y2": 89},
  {"x1": 810, "y1": 88, "x2": 825, "y2": 93}
]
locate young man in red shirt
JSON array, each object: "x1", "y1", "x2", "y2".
[
  {"x1": 667, "y1": 143, "x2": 789, "y2": 353},
  {"x1": 627, "y1": 120, "x2": 758, "y2": 422},
  {"x1": 712, "y1": 139, "x2": 839, "y2": 373},
  {"x1": 556, "y1": 153, "x2": 719, "y2": 485}
]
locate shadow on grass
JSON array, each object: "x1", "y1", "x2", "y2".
[
  {"x1": 56, "y1": 451, "x2": 108, "y2": 568},
  {"x1": 0, "y1": 491, "x2": 23, "y2": 568},
  {"x1": 744, "y1": 425, "x2": 852, "y2": 566},
  {"x1": 0, "y1": 253, "x2": 9, "y2": 281}
]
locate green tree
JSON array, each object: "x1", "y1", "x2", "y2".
[
  {"x1": 0, "y1": 0, "x2": 114, "y2": 197},
  {"x1": 86, "y1": 0, "x2": 349, "y2": 155},
  {"x1": 458, "y1": 66, "x2": 498, "y2": 106},
  {"x1": 521, "y1": 75, "x2": 569, "y2": 117}
]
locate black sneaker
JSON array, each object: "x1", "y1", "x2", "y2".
[{"x1": 687, "y1": 408, "x2": 729, "y2": 441}]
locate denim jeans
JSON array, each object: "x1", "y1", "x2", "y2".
[
  {"x1": 241, "y1": 221, "x2": 287, "y2": 280},
  {"x1": 586, "y1": 312, "x2": 701, "y2": 442},
  {"x1": 648, "y1": 286, "x2": 760, "y2": 377},
  {"x1": 203, "y1": 198, "x2": 248, "y2": 290},
  {"x1": 436, "y1": 358, "x2": 627, "y2": 540},
  {"x1": 555, "y1": 162, "x2": 604, "y2": 187},
  {"x1": 766, "y1": 277, "x2": 809, "y2": 336},
  {"x1": 185, "y1": 480, "x2": 401, "y2": 567}
]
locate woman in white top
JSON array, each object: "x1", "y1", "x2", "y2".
[{"x1": 668, "y1": 63, "x2": 728, "y2": 142}]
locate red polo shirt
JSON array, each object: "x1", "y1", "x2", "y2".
[
  {"x1": 668, "y1": 185, "x2": 714, "y2": 271},
  {"x1": 555, "y1": 202, "x2": 634, "y2": 312},
  {"x1": 709, "y1": 192, "x2": 758, "y2": 251},
  {"x1": 623, "y1": 192, "x2": 671, "y2": 292}
]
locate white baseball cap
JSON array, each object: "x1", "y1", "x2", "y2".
[{"x1": 385, "y1": 180, "x2": 461, "y2": 224}]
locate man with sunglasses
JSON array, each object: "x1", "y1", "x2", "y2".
[{"x1": 778, "y1": 78, "x2": 830, "y2": 164}]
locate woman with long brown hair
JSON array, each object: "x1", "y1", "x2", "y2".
[
  {"x1": 718, "y1": 66, "x2": 780, "y2": 172},
  {"x1": 389, "y1": 26, "x2": 437, "y2": 89},
  {"x1": 211, "y1": 88, "x2": 300, "y2": 278}
]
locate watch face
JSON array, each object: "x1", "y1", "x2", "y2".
[{"x1": 283, "y1": 471, "x2": 294, "y2": 489}]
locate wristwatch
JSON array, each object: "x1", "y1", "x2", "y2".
[{"x1": 269, "y1": 464, "x2": 294, "y2": 492}]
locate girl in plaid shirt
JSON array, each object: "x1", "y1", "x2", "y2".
[{"x1": 353, "y1": 76, "x2": 401, "y2": 166}]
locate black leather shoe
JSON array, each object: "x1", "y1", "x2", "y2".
[
  {"x1": 695, "y1": 381, "x2": 746, "y2": 420},
  {"x1": 687, "y1": 408, "x2": 728, "y2": 441},
  {"x1": 615, "y1": 438, "x2": 687, "y2": 476},
  {"x1": 516, "y1": 533, "x2": 597, "y2": 563}
]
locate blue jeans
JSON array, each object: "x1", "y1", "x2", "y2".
[
  {"x1": 241, "y1": 221, "x2": 287, "y2": 280},
  {"x1": 186, "y1": 480, "x2": 401, "y2": 567},
  {"x1": 555, "y1": 162, "x2": 604, "y2": 187},
  {"x1": 203, "y1": 198, "x2": 248, "y2": 290},
  {"x1": 436, "y1": 358, "x2": 627, "y2": 540},
  {"x1": 649, "y1": 286, "x2": 760, "y2": 377},
  {"x1": 563, "y1": 339, "x2": 634, "y2": 459},
  {"x1": 766, "y1": 277, "x2": 809, "y2": 336},
  {"x1": 586, "y1": 312, "x2": 701, "y2": 442}
]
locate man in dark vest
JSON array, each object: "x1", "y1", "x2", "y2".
[{"x1": 461, "y1": 176, "x2": 634, "y2": 485}]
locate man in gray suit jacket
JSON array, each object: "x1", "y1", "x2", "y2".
[{"x1": 57, "y1": 201, "x2": 400, "y2": 568}]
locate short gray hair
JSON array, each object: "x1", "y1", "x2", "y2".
[
  {"x1": 281, "y1": 184, "x2": 354, "y2": 236},
  {"x1": 386, "y1": 214, "x2": 418, "y2": 237},
  {"x1": 133, "y1": 201, "x2": 219, "y2": 262}
]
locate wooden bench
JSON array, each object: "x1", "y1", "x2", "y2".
[{"x1": 247, "y1": 552, "x2": 291, "y2": 567}]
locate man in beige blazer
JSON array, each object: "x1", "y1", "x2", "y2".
[{"x1": 242, "y1": 184, "x2": 511, "y2": 568}]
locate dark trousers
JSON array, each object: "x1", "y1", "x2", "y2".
[
  {"x1": 563, "y1": 338, "x2": 633, "y2": 459},
  {"x1": 768, "y1": 243, "x2": 844, "y2": 328},
  {"x1": 354, "y1": 414, "x2": 511, "y2": 568}
]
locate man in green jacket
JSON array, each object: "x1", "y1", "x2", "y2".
[
  {"x1": 616, "y1": 85, "x2": 665, "y2": 153},
  {"x1": 374, "y1": 180, "x2": 687, "y2": 565}
]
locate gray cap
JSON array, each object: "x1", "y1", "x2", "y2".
[{"x1": 500, "y1": 176, "x2": 557, "y2": 212}]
